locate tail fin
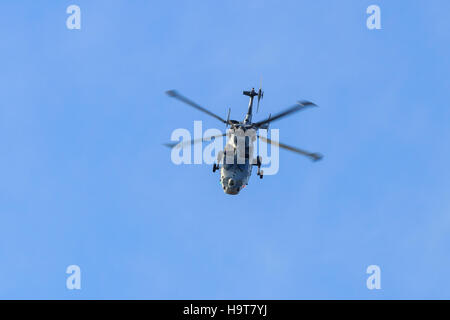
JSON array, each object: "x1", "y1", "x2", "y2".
[{"x1": 243, "y1": 89, "x2": 257, "y2": 97}]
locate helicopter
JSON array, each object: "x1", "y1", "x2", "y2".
[{"x1": 164, "y1": 85, "x2": 322, "y2": 195}]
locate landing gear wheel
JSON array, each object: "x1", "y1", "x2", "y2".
[
  {"x1": 257, "y1": 169, "x2": 264, "y2": 179},
  {"x1": 213, "y1": 163, "x2": 219, "y2": 173}
]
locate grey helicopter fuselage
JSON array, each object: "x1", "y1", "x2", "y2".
[
  {"x1": 218, "y1": 90, "x2": 260, "y2": 195},
  {"x1": 219, "y1": 128, "x2": 256, "y2": 195}
]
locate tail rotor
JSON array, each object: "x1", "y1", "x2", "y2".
[{"x1": 257, "y1": 77, "x2": 264, "y2": 113}]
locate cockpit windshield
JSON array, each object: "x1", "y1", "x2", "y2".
[{"x1": 223, "y1": 163, "x2": 248, "y2": 171}]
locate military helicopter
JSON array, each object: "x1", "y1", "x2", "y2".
[{"x1": 165, "y1": 85, "x2": 322, "y2": 195}]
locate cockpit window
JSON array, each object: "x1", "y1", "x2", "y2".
[{"x1": 223, "y1": 163, "x2": 248, "y2": 171}]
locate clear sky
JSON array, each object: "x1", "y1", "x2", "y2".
[{"x1": 0, "y1": 0, "x2": 449, "y2": 299}]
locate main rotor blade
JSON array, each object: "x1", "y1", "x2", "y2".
[
  {"x1": 254, "y1": 100, "x2": 317, "y2": 128},
  {"x1": 166, "y1": 90, "x2": 228, "y2": 124},
  {"x1": 258, "y1": 135, "x2": 323, "y2": 161},
  {"x1": 164, "y1": 133, "x2": 227, "y2": 149}
]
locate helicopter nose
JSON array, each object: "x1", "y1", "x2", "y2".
[{"x1": 225, "y1": 188, "x2": 239, "y2": 195}]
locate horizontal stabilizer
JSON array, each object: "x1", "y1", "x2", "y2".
[{"x1": 243, "y1": 90, "x2": 258, "y2": 97}]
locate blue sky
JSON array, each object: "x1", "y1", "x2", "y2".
[{"x1": 0, "y1": 0, "x2": 449, "y2": 299}]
